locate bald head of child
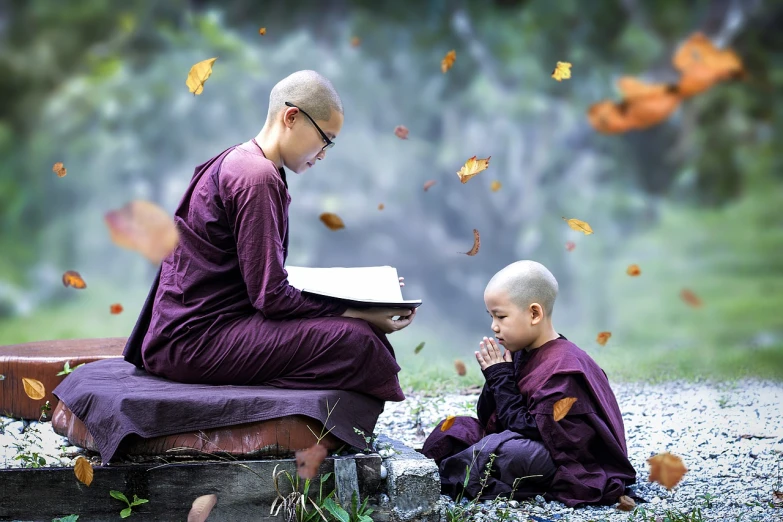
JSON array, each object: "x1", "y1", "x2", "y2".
[{"x1": 484, "y1": 260, "x2": 561, "y2": 353}]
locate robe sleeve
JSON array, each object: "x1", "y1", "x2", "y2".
[
  {"x1": 225, "y1": 181, "x2": 348, "y2": 319},
  {"x1": 481, "y1": 362, "x2": 541, "y2": 440},
  {"x1": 476, "y1": 381, "x2": 496, "y2": 427}
]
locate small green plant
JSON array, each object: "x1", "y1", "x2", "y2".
[
  {"x1": 109, "y1": 490, "x2": 149, "y2": 518},
  {"x1": 352, "y1": 428, "x2": 378, "y2": 453},
  {"x1": 322, "y1": 491, "x2": 374, "y2": 522},
  {"x1": 698, "y1": 492, "x2": 716, "y2": 508},
  {"x1": 626, "y1": 505, "x2": 705, "y2": 522},
  {"x1": 51, "y1": 516, "x2": 79, "y2": 522},
  {"x1": 56, "y1": 360, "x2": 85, "y2": 376},
  {"x1": 11, "y1": 423, "x2": 47, "y2": 468}
]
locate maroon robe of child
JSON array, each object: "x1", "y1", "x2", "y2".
[
  {"x1": 122, "y1": 139, "x2": 404, "y2": 402},
  {"x1": 422, "y1": 335, "x2": 637, "y2": 507}
]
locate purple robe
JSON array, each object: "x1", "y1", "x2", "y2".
[
  {"x1": 123, "y1": 139, "x2": 404, "y2": 402},
  {"x1": 422, "y1": 336, "x2": 636, "y2": 507}
]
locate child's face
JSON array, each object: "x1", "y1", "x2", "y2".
[{"x1": 484, "y1": 288, "x2": 539, "y2": 352}]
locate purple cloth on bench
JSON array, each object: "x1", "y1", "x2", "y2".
[{"x1": 52, "y1": 358, "x2": 383, "y2": 463}]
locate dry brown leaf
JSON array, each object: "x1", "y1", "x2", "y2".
[
  {"x1": 105, "y1": 200, "x2": 180, "y2": 264},
  {"x1": 188, "y1": 494, "x2": 218, "y2": 522},
  {"x1": 456, "y1": 156, "x2": 491, "y2": 184},
  {"x1": 74, "y1": 456, "x2": 94, "y2": 487},
  {"x1": 52, "y1": 162, "x2": 67, "y2": 178},
  {"x1": 258, "y1": 27, "x2": 266, "y2": 35},
  {"x1": 551, "y1": 61, "x2": 572, "y2": 81},
  {"x1": 377, "y1": 203, "x2": 384, "y2": 211},
  {"x1": 587, "y1": 100, "x2": 637, "y2": 134},
  {"x1": 22, "y1": 377, "x2": 46, "y2": 400},
  {"x1": 490, "y1": 180, "x2": 502, "y2": 192},
  {"x1": 296, "y1": 443, "x2": 328, "y2": 480},
  {"x1": 440, "y1": 415, "x2": 456, "y2": 432},
  {"x1": 394, "y1": 125, "x2": 409, "y2": 139},
  {"x1": 110, "y1": 303, "x2": 124, "y2": 314},
  {"x1": 62, "y1": 270, "x2": 87, "y2": 289},
  {"x1": 461, "y1": 229, "x2": 480, "y2": 256},
  {"x1": 423, "y1": 180, "x2": 437, "y2": 192},
  {"x1": 616, "y1": 495, "x2": 636, "y2": 512},
  {"x1": 350, "y1": 36, "x2": 361, "y2": 47},
  {"x1": 454, "y1": 360, "x2": 467, "y2": 376},
  {"x1": 186, "y1": 57, "x2": 218, "y2": 95},
  {"x1": 627, "y1": 264, "x2": 641, "y2": 276},
  {"x1": 565, "y1": 241, "x2": 576, "y2": 252},
  {"x1": 772, "y1": 490, "x2": 783, "y2": 508},
  {"x1": 562, "y1": 217, "x2": 593, "y2": 235},
  {"x1": 319, "y1": 212, "x2": 345, "y2": 231},
  {"x1": 553, "y1": 397, "x2": 577, "y2": 421},
  {"x1": 596, "y1": 331, "x2": 612, "y2": 346},
  {"x1": 680, "y1": 288, "x2": 702, "y2": 308},
  {"x1": 441, "y1": 49, "x2": 456, "y2": 73},
  {"x1": 647, "y1": 452, "x2": 688, "y2": 490}
]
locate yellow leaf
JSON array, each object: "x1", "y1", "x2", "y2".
[
  {"x1": 186, "y1": 57, "x2": 218, "y2": 96},
  {"x1": 440, "y1": 415, "x2": 456, "y2": 432},
  {"x1": 551, "y1": 61, "x2": 572, "y2": 81},
  {"x1": 319, "y1": 212, "x2": 345, "y2": 231},
  {"x1": 104, "y1": 200, "x2": 180, "y2": 264},
  {"x1": 647, "y1": 452, "x2": 688, "y2": 490},
  {"x1": 22, "y1": 378, "x2": 46, "y2": 400},
  {"x1": 457, "y1": 156, "x2": 490, "y2": 184},
  {"x1": 441, "y1": 50, "x2": 456, "y2": 73},
  {"x1": 596, "y1": 331, "x2": 612, "y2": 346},
  {"x1": 553, "y1": 397, "x2": 577, "y2": 421},
  {"x1": 562, "y1": 216, "x2": 593, "y2": 235},
  {"x1": 258, "y1": 27, "x2": 266, "y2": 35},
  {"x1": 490, "y1": 180, "x2": 502, "y2": 192},
  {"x1": 74, "y1": 456, "x2": 94, "y2": 486}
]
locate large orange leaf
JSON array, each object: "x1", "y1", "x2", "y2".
[
  {"x1": 623, "y1": 91, "x2": 681, "y2": 130},
  {"x1": 186, "y1": 57, "x2": 218, "y2": 95},
  {"x1": 22, "y1": 378, "x2": 45, "y2": 400},
  {"x1": 553, "y1": 397, "x2": 577, "y2": 421},
  {"x1": 440, "y1": 415, "x2": 456, "y2": 432},
  {"x1": 457, "y1": 156, "x2": 490, "y2": 184},
  {"x1": 647, "y1": 452, "x2": 688, "y2": 489},
  {"x1": 105, "y1": 200, "x2": 179, "y2": 264},
  {"x1": 587, "y1": 100, "x2": 637, "y2": 134},
  {"x1": 296, "y1": 443, "x2": 328, "y2": 480},
  {"x1": 74, "y1": 456, "x2": 94, "y2": 486}
]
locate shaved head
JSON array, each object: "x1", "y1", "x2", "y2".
[
  {"x1": 266, "y1": 70, "x2": 343, "y2": 124},
  {"x1": 486, "y1": 260, "x2": 559, "y2": 317}
]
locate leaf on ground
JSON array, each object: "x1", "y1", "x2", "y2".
[
  {"x1": 441, "y1": 50, "x2": 456, "y2": 73},
  {"x1": 22, "y1": 377, "x2": 46, "y2": 400},
  {"x1": 490, "y1": 180, "x2": 502, "y2": 192},
  {"x1": 647, "y1": 451, "x2": 688, "y2": 489},
  {"x1": 680, "y1": 288, "x2": 702, "y2": 308},
  {"x1": 772, "y1": 490, "x2": 783, "y2": 508},
  {"x1": 62, "y1": 270, "x2": 87, "y2": 289},
  {"x1": 456, "y1": 156, "x2": 490, "y2": 184},
  {"x1": 565, "y1": 241, "x2": 576, "y2": 252},
  {"x1": 626, "y1": 264, "x2": 641, "y2": 276},
  {"x1": 440, "y1": 415, "x2": 456, "y2": 432},
  {"x1": 553, "y1": 397, "x2": 577, "y2": 421},
  {"x1": 596, "y1": 331, "x2": 612, "y2": 346},
  {"x1": 319, "y1": 212, "x2": 345, "y2": 231},
  {"x1": 423, "y1": 180, "x2": 437, "y2": 191},
  {"x1": 296, "y1": 443, "x2": 328, "y2": 480},
  {"x1": 104, "y1": 200, "x2": 180, "y2": 264},
  {"x1": 74, "y1": 456, "x2": 93, "y2": 486},
  {"x1": 616, "y1": 495, "x2": 636, "y2": 511},
  {"x1": 562, "y1": 217, "x2": 593, "y2": 235},
  {"x1": 414, "y1": 342, "x2": 425, "y2": 354},
  {"x1": 188, "y1": 494, "x2": 218, "y2": 522},
  {"x1": 551, "y1": 61, "x2": 572, "y2": 81},
  {"x1": 454, "y1": 360, "x2": 467, "y2": 376},
  {"x1": 394, "y1": 125, "x2": 409, "y2": 139},
  {"x1": 110, "y1": 303, "x2": 124, "y2": 314},
  {"x1": 461, "y1": 229, "x2": 480, "y2": 256},
  {"x1": 52, "y1": 162, "x2": 67, "y2": 178},
  {"x1": 186, "y1": 57, "x2": 218, "y2": 95}
]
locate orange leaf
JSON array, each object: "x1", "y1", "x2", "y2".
[
  {"x1": 673, "y1": 32, "x2": 743, "y2": 80},
  {"x1": 551, "y1": 61, "x2": 572, "y2": 82},
  {"x1": 319, "y1": 212, "x2": 345, "y2": 231},
  {"x1": 258, "y1": 27, "x2": 266, "y2": 35},
  {"x1": 489, "y1": 180, "x2": 502, "y2": 192},
  {"x1": 623, "y1": 91, "x2": 681, "y2": 130},
  {"x1": 423, "y1": 180, "x2": 437, "y2": 192},
  {"x1": 74, "y1": 456, "x2": 93, "y2": 486},
  {"x1": 22, "y1": 377, "x2": 46, "y2": 400},
  {"x1": 456, "y1": 156, "x2": 490, "y2": 184},
  {"x1": 104, "y1": 200, "x2": 180, "y2": 264},
  {"x1": 188, "y1": 494, "x2": 218, "y2": 522},
  {"x1": 295, "y1": 443, "x2": 328, "y2": 480},
  {"x1": 616, "y1": 77, "x2": 672, "y2": 99},
  {"x1": 562, "y1": 217, "x2": 593, "y2": 235},
  {"x1": 647, "y1": 452, "x2": 688, "y2": 490},
  {"x1": 377, "y1": 203, "x2": 384, "y2": 211},
  {"x1": 440, "y1": 415, "x2": 456, "y2": 432},
  {"x1": 52, "y1": 162, "x2": 67, "y2": 178},
  {"x1": 565, "y1": 241, "x2": 576, "y2": 252},
  {"x1": 626, "y1": 264, "x2": 641, "y2": 276},
  {"x1": 616, "y1": 495, "x2": 636, "y2": 512},
  {"x1": 441, "y1": 49, "x2": 456, "y2": 73},
  {"x1": 110, "y1": 303, "x2": 124, "y2": 314},
  {"x1": 62, "y1": 270, "x2": 87, "y2": 289},
  {"x1": 553, "y1": 397, "x2": 577, "y2": 421},
  {"x1": 350, "y1": 36, "x2": 361, "y2": 47},
  {"x1": 394, "y1": 125, "x2": 409, "y2": 139},
  {"x1": 596, "y1": 331, "x2": 612, "y2": 346},
  {"x1": 461, "y1": 229, "x2": 480, "y2": 256},
  {"x1": 680, "y1": 288, "x2": 702, "y2": 308},
  {"x1": 454, "y1": 359, "x2": 467, "y2": 376},
  {"x1": 587, "y1": 100, "x2": 637, "y2": 135}
]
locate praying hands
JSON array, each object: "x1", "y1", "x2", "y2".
[{"x1": 475, "y1": 336, "x2": 511, "y2": 371}]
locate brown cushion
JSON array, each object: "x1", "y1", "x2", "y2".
[
  {"x1": 0, "y1": 338, "x2": 126, "y2": 420},
  {"x1": 51, "y1": 399, "x2": 343, "y2": 459}
]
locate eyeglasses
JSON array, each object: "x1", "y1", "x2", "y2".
[{"x1": 285, "y1": 101, "x2": 335, "y2": 151}]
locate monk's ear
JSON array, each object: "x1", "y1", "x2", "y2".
[{"x1": 530, "y1": 303, "x2": 544, "y2": 325}]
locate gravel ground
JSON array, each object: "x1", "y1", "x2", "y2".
[{"x1": 2, "y1": 379, "x2": 782, "y2": 521}]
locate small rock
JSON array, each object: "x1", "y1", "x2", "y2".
[{"x1": 535, "y1": 494, "x2": 546, "y2": 504}]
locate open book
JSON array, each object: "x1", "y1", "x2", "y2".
[{"x1": 284, "y1": 265, "x2": 422, "y2": 309}]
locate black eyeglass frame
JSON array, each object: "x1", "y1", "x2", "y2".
[{"x1": 284, "y1": 101, "x2": 335, "y2": 151}]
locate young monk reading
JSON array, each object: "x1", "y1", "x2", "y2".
[
  {"x1": 421, "y1": 260, "x2": 637, "y2": 507},
  {"x1": 122, "y1": 70, "x2": 416, "y2": 402}
]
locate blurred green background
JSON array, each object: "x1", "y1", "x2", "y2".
[{"x1": 1, "y1": 0, "x2": 781, "y2": 390}]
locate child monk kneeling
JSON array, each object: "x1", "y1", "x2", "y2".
[{"x1": 422, "y1": 260, "x2": 637, "y2": 508}]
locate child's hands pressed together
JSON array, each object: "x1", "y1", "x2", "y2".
[{"x1": 475, "y1": 336, "x2": 512, "y2": 371}]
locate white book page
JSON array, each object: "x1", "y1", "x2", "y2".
[{"x1": 285, "y1": 266, "x2": 404, "y2": 302}]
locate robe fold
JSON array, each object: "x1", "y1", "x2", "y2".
[
  {"x1": 422, "y1": 335, "x2": 636, "y2": 507},
  {"x1": 123, "y1": 139, "x2": 404, "y2": 402}
]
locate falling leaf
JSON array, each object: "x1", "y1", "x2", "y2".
[
  {"x1": 319, "y1": 212, "x2": 345, "y2": 231},
  {"x1": 110, "y1": 303, "x2": 124, "y2": 314},
  {"x1": 188, "y1": 494, "x2": 218, "y2": 522},
  {"x1": 52, "y1": 162, "x2": 67, "y2": 178},
  {"x1": 626, "y1": 264, "x2": 641, "y2": 276},
  {"x1": 454, "y1": 359, "x2": 467, "y2": 376},
  {"x1": 587, "y1": 100, "x2": 637, "y2": 134},
  {"x1": 22, "y1": 378, "x2": 45, "y2": 400},
  {"x1": 258, "y1": 27, "x2": 266, "y2": 35},
  {"x1": 423, "y1": 180, "x2": 437, "y2": 192},
  {"x1": 350, "y1": 36, "x2": 361, "y2": 47},
  {"x1": 461, "y1": 229, "x2": 480, "y2": 256},
  {"x1": 680, "y1": 288, "x2": 702, "y2": 308},
  {"x1": 565, "y1": 241, "x2": 576, "y2": 252},
  {"x1": 623, "y1": 90, "x2": 681, "y2": 130},
  {"x1": 296, "y1": 443, "x2": 328, "y2": 480},
  {"x1": 377, "y1": 203, "x2": 384, "y2": 211},
  {"x1": 105, "y1": 200, "x2": 180, "y2": 264},
  {"x1": 673, "y1": 32, "x2": 743, "y2": 98},
  {"x1": 394, "y1": 125, "x2": 409, "y2": 139},
  {"x1": 616, "y1": 77, "x2": 672, "y2": 99},
  {"x1": 596, "y1": 331, "x2": 612, "y2": 346},
  {"x1": 456, "y1": 156, "x2": 491, "y2": 184},
  {"x1": 562, "y1": 217, "x2": 593, "y2": 235},
  {"x1": 186, "y1": 57, "x2": 218, "y2": 96},
  {"x1": 647, "y1": 452, "x2": 688, "y2": 490},
  {"x1": 414, "y1": 342, "x2": 425, "y2": 354},
  {"x1": 441, "y1": 49, "x2": 456, "y2": 73},
  {"x1": 551, "y1": 61, "x2": 572, "y2": 82},
  {"x1": 616, "y1": 495, "x2": 636, "y2": 512},
  {"x1": 553, "y1": 397, "x2": 577, "y2": 421},
  {"x1": 74, "y1": 456, "x2": 93, "y2": 487},
  {"x1": 440, "y1": 415, "x2": 456, "y2": 432},
  {"x1": 62, "y1": 270, "x2": 87, "y2": 289},
  {"x1": 490, "y1": 180, "x2": 502, "y2": 192}
]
